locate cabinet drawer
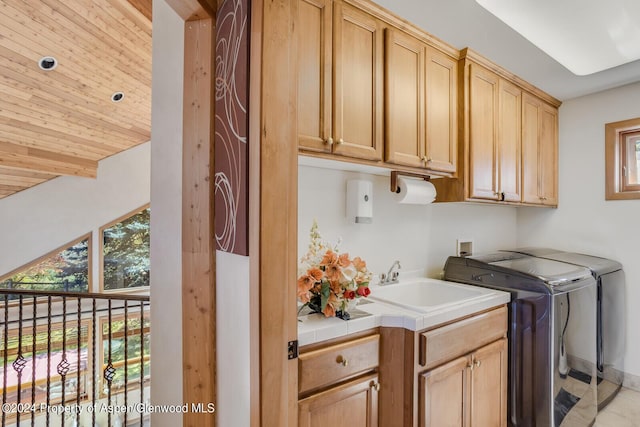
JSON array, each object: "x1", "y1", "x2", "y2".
[
  {"x1": 299, "y1": 334, "x2": 379, "y2": 395},
  {"x1": 419, "y1": 306, "x2": 506, "y2": 369}
]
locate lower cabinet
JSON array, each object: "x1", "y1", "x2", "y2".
[
  {"x1": 419, "y1": 338, "x2": 507, "y2": 427},
  {"x1": 298, "y1": 333, "x2": 381, "y2": 426},
  {"x1": 299, "y1": 373, "x2": 380, "y2": 427}
]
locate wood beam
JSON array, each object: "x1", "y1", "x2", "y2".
[
  {"x1": 0, "y1": 140, "x2": 97, "y2": 177},
  {"x1": 260, "y1": 0, "x2": 299, "y2": 425},
  {"x1": 181, "y1": 18, "x2": 216, "y2": 427},
  {"x1": 126, "y1": 0, "x2": 153, "y2": 21},
  {"x1": 165, "y1": 0, "x2": 215, "y2": 21}
]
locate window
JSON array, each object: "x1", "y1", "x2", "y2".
[
  {"x1": 0, "y1": 236, "x2": 91, "y2": 293},
  {"x1": 101, "y1": 206, "x2": 150, "y2": 291},
  {"x1": 606, "y1": 117, "x2": 640, "y2": 200}
]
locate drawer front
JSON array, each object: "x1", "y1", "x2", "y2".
[
  {"x1": 419, "y1": 306, "x2": 506, "y2": 369},
  {"x1": 299, "y1": 334, "x2": 379, "y2": 395}
]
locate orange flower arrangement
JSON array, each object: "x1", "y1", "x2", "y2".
[{"x1": 298, "y1": 220, "x2": 372, "y2": 319}]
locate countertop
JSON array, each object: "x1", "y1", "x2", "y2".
[{"x1": 297, "y1": 276, "x2": 511, "y2": 347}]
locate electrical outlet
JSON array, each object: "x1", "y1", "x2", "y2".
[{"x1": 456, "y1": 239, "x2": 474, "y2": 257}]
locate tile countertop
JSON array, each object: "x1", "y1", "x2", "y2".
[{"x1": 297, "y1": 277, "x2": 511, "y2": 347}]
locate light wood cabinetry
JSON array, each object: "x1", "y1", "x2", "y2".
[
  {"x1": 384, "y1": 29, "x2": 457, "y2": 173},
  {"x1": 298, "y1": 0, "x2": 384, "y2": 161},
  {"x1": 419, "y1": 338, "x2": 507, "y2": 427},
  {"x1": 379, "y1": 305, "x2": 508, "y2": 427},
  {"x1": 522, "y1": 92, "x2": 558, "y2": 206},
  {"x1": 433, "y1": 49, "x2": 560, "y2": 206},
  {"x1": 299, "y1": 333, "x2": 380, "y2": 426},
  {"x1": 467, "y1": 63, "x2": 521, "y2": 202}
]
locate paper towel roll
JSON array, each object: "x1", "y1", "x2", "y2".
[{"x1": 393, "y1": 177, "x2": 436, "y2": 204}]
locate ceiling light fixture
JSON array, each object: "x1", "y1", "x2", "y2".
[
  {"x1": 474, "y1": 0, "x2": 640, "y2": 76},
  {"x1": 111, "y1": 92, "x2": 125, "y2": 103},
  {"x1": 38, "y1": 56, "x2": 58, "y2": 71}
]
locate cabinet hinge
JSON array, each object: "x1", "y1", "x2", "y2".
[{"x1": 288, "y1": 340, "x2": 299, "y2": 360}]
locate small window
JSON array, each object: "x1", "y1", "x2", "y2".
[
  {"x1": 0, "y1": 236, "x2": 91, "y2": 293},
  {"x1": 101, "y1": 207, "x2": 150, "y2": 291},
  {"x1": 606, "y1": 117, "x2": 640, "y2": 200}
]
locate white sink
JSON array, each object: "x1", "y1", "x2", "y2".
[{"x1": 369, "y1": 279, "x2": 490, "y2": 313}]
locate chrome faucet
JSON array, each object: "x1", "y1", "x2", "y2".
[{"x1": 380, "y1": 260, "x2": 401, "y2": 285}]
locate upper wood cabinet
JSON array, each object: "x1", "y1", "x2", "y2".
[
  {"x1": 467, "y1": 64, "x2": 521, "y2": 202},
  {"x1": 298, "y1": 0, "x2": 384, "y2": 161},
  {"x1": 385, "y1": 29, "x2": 457, "y2": 173},
  {"x1": 522, "y1": 93, "x2": 558, "y2": 206},
  {"x1": 433, "y1": 49, "x2": 560, "y2": 206},
  {"x1": 297, "y1": 0, "x2": 333, "y2": 153}
]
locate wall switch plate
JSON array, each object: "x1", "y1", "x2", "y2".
[{"x1": 456, "y1": 239, "x2": 474, "y2": 257}]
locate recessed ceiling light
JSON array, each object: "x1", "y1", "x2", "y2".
[
  {"x1": 475, "y1": 0, "x2": 640, "y2": 75},
  {"x1": 111, "y1": 92, "x2": 125, "y2": 103},
  {"x1": 38, "y1": 56, "x2": 58, "y2": 71}
]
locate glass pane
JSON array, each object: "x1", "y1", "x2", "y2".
[
  {"x1": 625, "y1": 134, "x2": 640, "y2": 185},
  {"x1": 0, "y1": 239, "x2": 90, "y2": 293},
  {"x1": 103, "y1": 208, "x2": 150, "y2": 290}
]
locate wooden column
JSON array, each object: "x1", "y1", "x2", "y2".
[
  {"x1": 182, "y1": 18, "x2": 216, "y2": 427},
  {"x1": 259, "y1": 0, "x2": 299, "y2": 425}
]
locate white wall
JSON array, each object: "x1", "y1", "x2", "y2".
[
  {"x1": 517, "y1": 81, "x2": 640, "y2": 380},
  {"x1": 298, "y1": 165, "x2": 518, "y2": 280},
  {"x1": 0, "y1": 142, "x2": 150, "y2": 281},
  {"x1": 149, "y1": 1, "x2": 184, "y2": 426}
]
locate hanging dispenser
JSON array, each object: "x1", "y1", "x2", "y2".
[{"x1": 346, "y1": 179, "x2": 373, "y2": 224}]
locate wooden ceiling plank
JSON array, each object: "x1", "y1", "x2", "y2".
[
  {"x1": 0, "y1": 155, "x2": 93, "y2": 178},
  {"x1": 0, "y1": 128, "x2": 114, "y2": 160},
  {"x1": 0, "y1": 73, "x2": 151, "y2": 131},
  {"x1": 1, "y1": 0, "x2": 152, "y2": 81},
  {"x1": 0, "y1": 117, "x2": 132, "y2": 153},
  {"x1": 39, "y1": 0, "x2": 152, "y2": 56},
  {"x1": 0, "y1": 90, "x2": 149, "y2": 143},
  {"x1": 100, "y1": 0, "x2": 152, "y2": 36},
  {"x1": 0, "y1": 101, "x2": 138, "y2": 147},
  {"x1": 122, "y1": 0, "x2": 152, "y2": 23},
  {"x1": 0, "y1": 166, "x2": 57, "y2": 180},
  {"x1": 0, "y1": 32, "x2": 151, "y2": 103}
]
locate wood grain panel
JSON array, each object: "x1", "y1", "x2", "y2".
[
  {"x1": 298, "y1": 334, "x2": 379, "y2": 395},
  {"x1": 297, "y1": 0, "x2": 333, "y2": 153},
  {"x1": 182, "y1": 18, "x2": 216, "y2": 427},
  {"x1": 0, "y1": 0, "x2": 151, "y2": 197},
  {"x1": 469, "y1": 339, "x2": 507, "y2": 427},
  {"x1": 468, "y1": 63, "x2": 499, "y2": 200},
  {"x1": 498, "y1": 79, "x2": 521, "y2": 202},
  {"x1": 384, "y1": 28, "x2": 425, "y2": 168},
  {"x1": 260, "y1": 0, "x2": 298, "y2": 425},
  {"x1": 419, "y1": 355, "x2": 468, "y2": 427},
  {"x1": 419, "y1": 306, "x2": 507, "y2": 369}
]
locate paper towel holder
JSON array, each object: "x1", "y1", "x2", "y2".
[{"x1": 390, "y1": 170, "x2": 430, "y2": 193}]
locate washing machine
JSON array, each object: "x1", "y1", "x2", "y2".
[
  {"x1": 444, "y1": 252, "x2": 597, "y2": 427},
  {"x1": 504, "y1": 248, "x2": 625, "y2": 410}
]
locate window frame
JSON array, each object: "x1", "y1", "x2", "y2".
[
  {"x1": 99, "y1": 204, "x2": 150, "y2": 293},
  {"x1": 605, "y1": 117, "x2": 640, "y2": 200}
]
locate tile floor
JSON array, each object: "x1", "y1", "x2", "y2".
[{"x1": 595, "y1": 387, "x2": 640, "y2": 426}]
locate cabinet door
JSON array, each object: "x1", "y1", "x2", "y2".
[
  {"x1": 539, "y1": 103, "x2": 558, "y2": 206},
  {"x1": 522, "y1": 93, "x2": 558, "y2": 206},
  {"x1": 521, "y1": 93, "x2": 541, "y2": 204},
  {"x1": 333, "y1": 1, "x2": 384, "y2": 161},
  {"x1": 298, "y1": 0, "x2": 333, "y2": 153},
  {"x1": 419, "y1": 355, "x2": 470, "y2": 427},
  {"x1": 469, "y1": 339, "x2": 507, "y2": 427},
  {"x1": 468, "y1": 63, "x2": 499, "y2": 200},
  {"x1": 497, "y1": 79, "x2": 521, "y2": 202},
  {"x1": 299, "y1": 374, "x2": 379, "y2": 427},
  {"x1": 384, "y1": 29, "x2": 425, "y2": 168},
  {"x1": 426, "y1": 48, "x2": 457, "y2": 173}
]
